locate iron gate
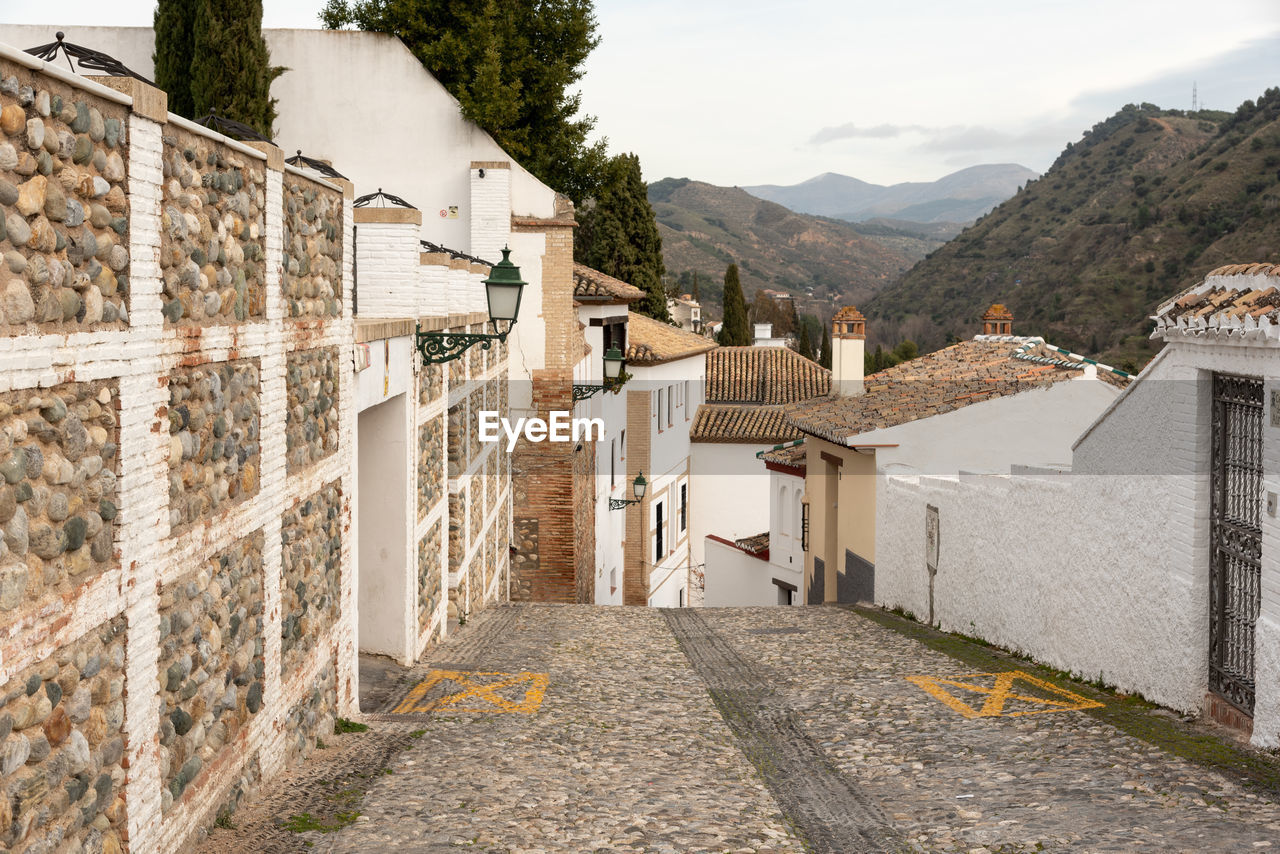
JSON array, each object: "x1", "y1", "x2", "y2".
[{"x1": 1209, "y1": 373, "x2": 1264, "y2": 715}]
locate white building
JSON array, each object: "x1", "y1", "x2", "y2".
[
  {"x1": 667, "y1": 293, "x2": 701, "y2": 333},
  {"x1": 703, "y1": 442, "x2": 806, "y2": 606},
  {"x1": 874, "y1": 264, "x2": 1280, "y2": 747},
  {"x1": 787, "y1": 304, "x2": 1129, "y2": 604},
  {"x1": 690, "y1": 346, "x2": 829, "y2": 581},
  {"x1": 572, "y1": 265, "x2": 644, "y2": 604},
  {"x1": 616, "y1": 313, "x2": 715, "y2": 606}
]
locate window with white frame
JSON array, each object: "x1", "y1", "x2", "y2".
[
  {"x1": 655, "y1": 500, "x2": 665, "y2": 560},
  {"x1": 679, "y1": 482, "x2": 688, "y2": 533}
]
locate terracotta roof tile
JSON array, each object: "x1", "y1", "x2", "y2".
[
  {"x1": 572, "y1": 263, "x2": 645, "y2": 303},
  {"x1": 734, "y1": 533, "x2": 770, "y2": 555},
  {"x1": 785, "y1": 337, "x2": 1127, "y2": 444},
  {"x1": 625, "y1": 312, "x2": 717, "y2": 365},
  {"x1": 706, "y1": 347, "x2": 830, "y2": 405},
  {"x1": 760, "y1": 442, "x2": 807, "y2": 469},
  {"x1": 691, "y1": 404, "x2": 800, "y2": 443},
  {"x1": 1155, "y1": 264, "x2": 1280, "y2": 334}
]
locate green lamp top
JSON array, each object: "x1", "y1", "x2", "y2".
[{"x1": 484, "y1": 246, "x2": 527, "y2": 287}]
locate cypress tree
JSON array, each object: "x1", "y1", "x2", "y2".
[
  {"x1": 575, "y1": 153, "x2": 670, "y2": 321},
  {"x1": 716, "y1": 263, "x2": 750, "y2": 346},
  {"x1": 189, "y1": 0, "x2": 284, "y2": 138},
  {"x1": 154, "y1": 0, "x2": 197, "y2": 119},
  {"x1": 691, "y1": 270, "x2": 700, "y2": 303},
  {"x1": 797, "y1": 323, "x2": 814, "y2": 361},
  {"x1": 819, "y1": 326, "x2": 832, "y2": 369}
]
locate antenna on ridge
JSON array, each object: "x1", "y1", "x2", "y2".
[{"x1": 1192, "y1": 81, "x2": 1198, "y2": 112}]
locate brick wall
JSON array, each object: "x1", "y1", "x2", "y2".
[
  {"x1": 352, "y1": 211, "x2": 420, "y2": 319},
  {"x1": 622, "y1": 388, "x2": 652, "y2": 605},
  {"x1": 0, "y1": 52, "x2": 356, "y2": 854}
]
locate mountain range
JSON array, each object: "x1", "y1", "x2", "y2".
[
  {"x1": 647, "y1": 179, "x2": 940, "y2": 318},
  {"x1": 744, "y1": 164, "x2": 1039, "y2": 224},
  {"x1": 863, "y1": 91, "x2": 1280, "y2": 370}
]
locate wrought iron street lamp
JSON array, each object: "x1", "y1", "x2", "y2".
[
  {"x1": 572, "y1": 346, "x2": 627, "y2": 402},
  {"x1": 609, "y1": 472, "x2": 647, "y2": 511},
  {"x1": 416, "y1": 246, "x2": 526, "y2": 364}
]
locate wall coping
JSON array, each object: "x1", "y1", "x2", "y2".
[
  {"x1": 354, "y1": 318, "x2": 415, "y2": 343},
  {"x1": 167, "y1": 111, "x2": 269, "y2": 162},
  {"x1": 354, "y1": 208, "x2": 422, "y2": 225},
  {"x1": 0, "y1": 40, "x2": 133, "y2": 107}
]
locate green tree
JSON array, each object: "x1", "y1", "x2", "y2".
[
  {"x1": 691, "y1": 270, "x2": 700, "y2": 303},
  {"x1": 187, "y1": 0, "x2": 284, "y2": 137},
  {"x1": 153, "y1": 0, "x2": 197, "y2": 119},
  {"x1": 321, "y1": 0, "x2": 607, "y2": 202},
  {"x1": 796, "y1": 323, "x2": 814, "y2": 361},
  {"x1": 819, "y1": 325, "x2": 831, "y2": 369},
  {"x1": 575, "y1": 153, "x2": 669, "y2": 321},
  {"x1": 716, "y1": 263, "x2": 749, "y2": 346}
]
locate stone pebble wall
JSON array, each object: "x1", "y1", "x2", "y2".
[
  {"x1": 447, "y1": 400, "x2": 465, "y2": 477},
  {"x1": 467, "y1": 387, "x2": 483, "y2": 468},
  {"x1": 448, "y1": 332, "x2": 466, "y2": 387},
  {"x1": 157, "y1": 531, "x2": 265, "y2": 813},
  {"x1": 159, "y1": 127, "x2": 265, "y2": 325},
  {"x1": 418, "y1": 362, "x2": 442, "y2": 407},
  {"x1": 417, "y1": 418, "x2": 443, "y2": 522},
  {"x1": 282, "y1": 176, "x2": 341, "y2": 320},
  {"x1": 511, "y1": 517, "x2": 537, "y2": 602},
  {"x1": 282, "y1": 660, "x2": 335, "y2": 766},
  {"x1": 0, "y1": 62, "x2": 130, "y2": 332},
  {"x1": 167, "y1": 360, "x2": 260, "y2": 532},
  {"x1": 286, "y1": 346, "x2": 339, "y2": 474},
  {"x1": 0, "y1": 614, "x2": 127, "y2": 854},
  {"x1": 417, "y1": 520, "x2": 441, "y2": 633},
  {"x1": 0, "y1": 379, "x2": 120, "y2": 612},
  {"x1": 280, "y1": 482, "x2": 342, "y2": 673}
]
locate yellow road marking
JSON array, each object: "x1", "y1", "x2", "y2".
[
  {"x1": 905, "y1": 670, "x2": 1103, "y2": 719},
  {"x1": 390, "y1": 669, "x2": 549, "y2": 715}
]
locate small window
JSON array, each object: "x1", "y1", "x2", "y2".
[
  {"x1": 667, "y1": 386, "x2": 673, "y2": 427},
  {"x1": 679, "y1": 483, "x2": 687, "y2": 533},
  {"x1": 620, "y1": 429, "x2": 626, "y2": 460},
  {"x1": 656, "y1": 391, "x2": 663, "y2": 431},
  {"x1": 610, "y1": 439, "x2": 615, "y2": 488},
  {"x1": 684, "y1": 381, "x2": 691, "y2": 420},
  {"x1": 655, "y1": 501, "x2": 665, "y2": 560},
  {"x1": 678, "y1": 588, "x2": 685, "y2": 608}
]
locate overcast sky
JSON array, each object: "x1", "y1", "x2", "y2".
[{"x1": 4, "y1": 1, "x2": 1278, "y2": 187}]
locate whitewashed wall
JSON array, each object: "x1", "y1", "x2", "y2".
[
  {"x1": 689, "y1": 442, "x2": 776, "y2": 571},
  {"x1": 877, "y1": 472, "x2": 1198, "y2": 711},
  {"x1": 704, "y1": 537, "x2": 777, "y2": 607}
]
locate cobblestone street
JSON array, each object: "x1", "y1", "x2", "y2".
[{"x1": 227, "y1": 604, "x2": 1280, "y2": 853}]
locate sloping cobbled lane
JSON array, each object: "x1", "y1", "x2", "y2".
[
  {"x1": 325, "y1": 604, "x2": 805, "y2": 853},
  {"x1": 306, "y1": 603, "x2": 1280, "y2": 853},
  {"x1": 701, "y1": 606, "x2": 1280, "y2": 852}
]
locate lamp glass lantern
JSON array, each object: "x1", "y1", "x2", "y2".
[
  {"x1": 603, "y1": 345, "x2": 624, "y2": 383},
  {"x1": 484, "y1": 246, "x2": 526, "y2": 331},
  {"x1": 632, "y1": 472, "x2": 647, "y2": 501}
]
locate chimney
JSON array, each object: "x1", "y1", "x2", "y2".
[
  {"x1": 982, "y1": 304, "x2": 1014, "y2": 336},
  {"x1": 830, "y1": 306, "x2": 866, "y2": 397}
]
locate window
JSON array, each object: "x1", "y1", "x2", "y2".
[
  {"x1": 678, "y1": 588, "x2": 685, "y2": 607},
  {"x1": 620, "y1": 429, "x2": 626, "y2": 460},
  {"x1": 667, "y1": 386, "x2": 673, "y2": 427},
  {"x1": 610, "y1": 439, "x2": 615, "y2": 488},
  {"x1": 684, "y1": 380, "x2": 691, "y2": 420},
  {"x1": 656, "y1": 390, "x2": 663, "y2": 432},
  {"x1": 679, "y1": 483, "x2": 687, "y2": 533},
  {"x1": 655, "y1": 501, "x2": 665, "y2": 560}
]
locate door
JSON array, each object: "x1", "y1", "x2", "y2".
[{"x1": 1209, "y1": 373, "x2": 1264, "y2": 715}]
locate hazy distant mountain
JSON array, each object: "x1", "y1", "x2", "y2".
[
  {"x1": 744, "y1": 164, "x2": 1039, "y2": 224},
  {"x1": 648, "y1": 178, "x2": 942, "y2": 318}
]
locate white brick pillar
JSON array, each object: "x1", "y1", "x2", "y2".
[
  {"x1": 470, "y1": 161, "x2": 511, "y2": 264},
  {"x1": 353, "y1": 208, "x2": 424, "y2": 319}
]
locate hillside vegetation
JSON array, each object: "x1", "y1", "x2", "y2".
[
  {"x1": 648, "y1": 178, "x2": 939, "y2": 317},
  {"x1": 864, "y1": 91, "x2": 1280, "y2": 370}
]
